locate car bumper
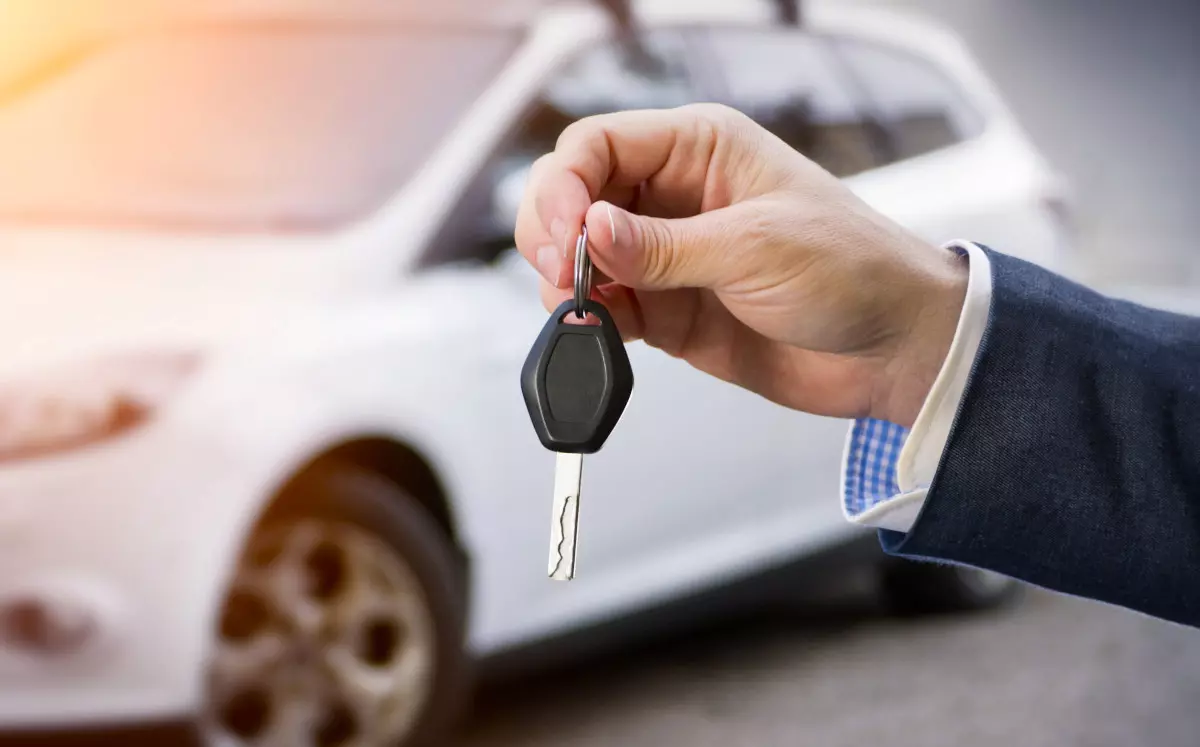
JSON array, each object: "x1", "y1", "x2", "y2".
[{"x1": 0, "y1": 420, "x2": 274, "y2": 728}]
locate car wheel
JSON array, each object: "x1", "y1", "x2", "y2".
[
  {"x1": 880, "y1": 560, "x2": 1023, "y2": 615},
  {"x1": 202, "y1": 464, "x2": 469, "y2": 747}
]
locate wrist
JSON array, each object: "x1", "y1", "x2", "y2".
[{"x1": 871, "y1": 245, "x2": 969, "y2": 427}]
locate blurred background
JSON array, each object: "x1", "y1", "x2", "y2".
[
  {"x1": 0, "y1": 1, "x2": 1197, "y2": 746},
  {"x1": 877, "y1": 0, "x2": 1200, "y2": 292}
]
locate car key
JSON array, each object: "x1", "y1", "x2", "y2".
[{"x1": 521, "y1": 227, "x2": 634, "y2": 580}]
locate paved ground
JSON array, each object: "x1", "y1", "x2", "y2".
[
  {"x1": 465, "y1": 2, "x2": 1200, "y2": 746},
  {"x1": 465, "y1": 588, "x2": 1200, "y2": 747}
]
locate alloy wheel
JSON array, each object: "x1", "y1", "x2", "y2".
[{"x1": 204, "y1": 519, "x2": 436, "y2": 747}]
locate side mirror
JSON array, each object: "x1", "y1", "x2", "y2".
[{"x1": 490, "y1": 160, "x2": 532, "y2": 237}]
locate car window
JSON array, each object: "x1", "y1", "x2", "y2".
[
  {"x1": 507, "y1": 30, "x2": 700, "y2": 164},
  {"x1": 424, "y1": 30, "x2": 703, "y2": 268},
  {"x1": 0, "y1": 26, "x2": 519, "y2": 232},
  {"x1": 704, "y1": 29, "x2": 882, "y2": 178},
  {"x1": 835, "y1": 38, "x2": 985, "y2": 162}
]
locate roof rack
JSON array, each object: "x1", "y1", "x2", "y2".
[
  {"x1": 775, "y1": 0, "x2": 802, "y2": 26},
  {"x1": 595, "y1": 0, "x2": 633, "y2": 31},
  {"x1": 595, "y1": 0, "x2": 802, "y2": 29}
]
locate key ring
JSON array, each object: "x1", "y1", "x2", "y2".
[{"x1": 573, "y1": 225, "x2": 593, "y2": 319}]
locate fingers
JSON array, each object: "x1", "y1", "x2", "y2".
[
  {"x1": 552, "y1": 108, "x2": 716, "y2": 204},
  {"x1": 516, "y1": 106, "x2": 752, "y2": 289},
  {"x1": 514, "y1": 153, "x2": 586, "y2": 290}
]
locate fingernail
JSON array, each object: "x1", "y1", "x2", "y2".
[
  {"x1": 536, "y1": 245, "x2": 562, "y2": 287},
  {"x1": 602, "y1": 203, "x2": 632, "y2": 256}
]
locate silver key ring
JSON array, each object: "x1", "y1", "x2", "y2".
[{"x1": 573, "y1": 225, "x2": 593, "y2": 318}]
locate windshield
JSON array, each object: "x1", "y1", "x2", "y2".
[{"x1": 0, "y1": 25, "x2": 519, "y2": 231}]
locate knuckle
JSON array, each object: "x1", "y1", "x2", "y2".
[
  {"x1": 523, "y1": 154, "x2": 555, "y2": 197},
  {"x1": 638, "y1": 219, "x2": 677, "y2": 285},
  {"x1": 529, "y1": 152, "x2": 555, "y2": 176},
  {"x1": 680, "y1": 102, "x2": 749, "y2": 129},
  {"x1": 678, "y1": 103, "x2": 759, "y2": 169},
  {"x1": 522, "y1": 154, "x2": 559, "y2": 202},
  {"x1": 556, "y1": 115, "x2": 603, "y2": 152}
]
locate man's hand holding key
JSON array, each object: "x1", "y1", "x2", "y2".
[
  {"x1": 517, "y1": 103, "x2": 968, "y2": 580},
  {"x1": 517, "y1": 104, "x2": 967, "y2": 434}
]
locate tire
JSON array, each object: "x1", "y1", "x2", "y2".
[
  {"x1": 203, "y1": 463, "x2": 470, "y2": 747},
  {"x1": 879, "y1": 560, "x2": 1023, "y2": 616}
]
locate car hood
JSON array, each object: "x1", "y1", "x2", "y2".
[{"x1": 0, "y1": 227, "x2": 436, "y2": 374}]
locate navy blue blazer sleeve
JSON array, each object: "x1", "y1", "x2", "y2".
[{"x1": 881, "y1": 247, "x2": 1200, "y2": 627}]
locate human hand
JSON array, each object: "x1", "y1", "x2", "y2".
[{"x1": 514, "y1": 105, "x2": 967, "y2": 428}]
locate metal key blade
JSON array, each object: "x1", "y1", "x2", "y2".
[{"x1": 548, "y1": 452, "x2": 583, "y2": 581}]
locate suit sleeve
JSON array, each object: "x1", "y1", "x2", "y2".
[{"x1": 881, "y1": 247, "x2": 1200, "y2": 627}]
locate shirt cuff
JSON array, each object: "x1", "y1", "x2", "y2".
[{"x1": 840, "y1": 240, "x2": 993, "y2": 533}]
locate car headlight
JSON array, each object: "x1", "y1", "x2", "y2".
[{"x1": 0, "y1": 351, "x2": 199, "y2": 461}]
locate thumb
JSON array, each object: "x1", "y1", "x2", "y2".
[{"x1": 585, "y1": 201, "x2": 733, "y2": 291}]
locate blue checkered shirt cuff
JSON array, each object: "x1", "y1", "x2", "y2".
[
  {"x1": 842, "y1": 418, "x2": 910, "y2": 518},
  {"x1": 838, "y1": 240, "x2": 992, "y2": 533}
]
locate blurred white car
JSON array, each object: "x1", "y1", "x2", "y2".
[{"x1": 0, "y1": 0, "x2": 1072, "y2": 744}]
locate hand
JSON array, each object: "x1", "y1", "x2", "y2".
[{"x1": 514, "y1": 105, "x2": 968, "y2": 427}]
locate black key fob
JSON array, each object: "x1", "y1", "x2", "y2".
[{"x1": 521, "y1": 299, "x2": 634, "y2": 454}]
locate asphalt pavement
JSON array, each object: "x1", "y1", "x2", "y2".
[
  {"x1": 465, "y1": 589, "x2": 1200, "y2": 747},
  {"x1": 464, "y1": 2, "x2": 1200, "y2": 746}
]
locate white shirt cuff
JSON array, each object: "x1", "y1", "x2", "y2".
[{"x1": 840, "y1": 241, "x2": 993, "y2": 533}]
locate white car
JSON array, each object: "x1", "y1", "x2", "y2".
[{"x1": 0, "y1": 0, "x2": 1071, "y2": 744}]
